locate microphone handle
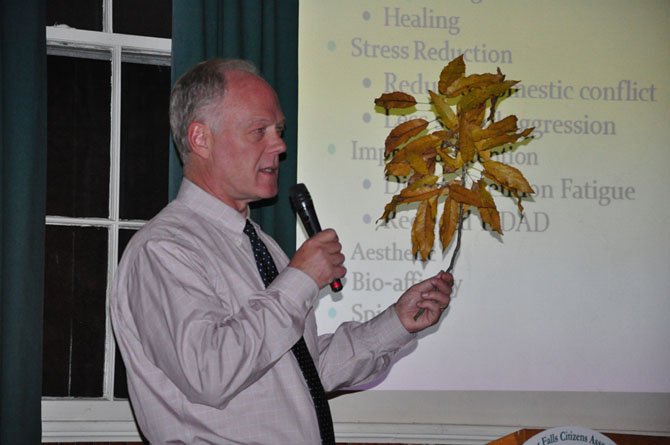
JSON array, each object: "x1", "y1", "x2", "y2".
[
  {"x1": 298, "y1": 210, "x2": 343, "y2": 293},
  {"x1": 291, "y1": 188, "x2": 343, "y2": 293}
]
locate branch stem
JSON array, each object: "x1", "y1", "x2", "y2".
[{"x1": 413, "y1": 167, "x2": 467, "y2": 321}]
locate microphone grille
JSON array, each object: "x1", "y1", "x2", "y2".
[{"x1": 289, "y1": 183, "x2": 311, "y2": 206}]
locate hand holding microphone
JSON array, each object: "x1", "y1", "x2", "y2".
[{"x1": 289, "y1": 183, "x2": 344, "y2": 292}]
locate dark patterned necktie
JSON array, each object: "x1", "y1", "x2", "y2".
[{"x1": 243, "y1": 220, "x2": 335, "y2": 445}]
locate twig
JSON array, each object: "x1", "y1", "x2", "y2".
[{"x1": 413, "y1": 168, "x2": 467, "y2": 321}]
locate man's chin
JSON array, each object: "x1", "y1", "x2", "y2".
[{"x1": 254, "y1": 185, "x2": 279, "y2": 201}]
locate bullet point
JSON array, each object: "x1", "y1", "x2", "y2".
[
  {"x1": 363, "y1": 214, "x2": 372, "y2": 224},
  {"x1": 362, "y1": 11, "x2": 371, "y2": 21},
  {"x1": 327, "y1": 143, "x2": 336, "y2": 154},
  {"x1": 362, "y1": 77, "x2": 372, "y2": 88},
  {"x1": 327, "y1": 41, "x2": 337, "y2": 52},
  {"x1": 362, "y1": 112, "x2": 372, "y2": 123},
  {"x1": 362, "y1": 179, "x2": 372, "y2": 189}
]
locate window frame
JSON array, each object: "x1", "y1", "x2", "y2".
[{"x1": 42, "y1": 25, "x2": 170, "y2": 442}]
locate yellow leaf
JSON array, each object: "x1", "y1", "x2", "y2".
[
  {"x1": 482, "y1": 160, "x2": 534, "y2": 194},
  {"x1": 412, "y1": 195, "x2": 438, "y2": 261},
  {"x1": 407, "y1": 152, "x2": 430, "y2": 175},
  {"x1": 428, "y1": 90, "x2": 458, "y2": 129},
  {"x1": 404, "y1": 133, "x2": 441, "y2": 155},
  {"x1": 458, "y1": 113, "x2": 478, "y2": 163},
  {"x1": 384, "y1": 118, "x2": 429, "y2": 156},
  {"x1": 374, "y1": 91, "x2": 417, "y2": 112},
  {"x1": 436, "y1": 147, "x2": 463, "y2": 173},
  {"x1": 375, "y1": 56, "x2": 539, "y2": 262},
  {"x1": 432, "y1": 129, "x2": 458, "y2": 146},
  {"x1": 439, "y1": 196, "x2": 459, "y2": 251}
]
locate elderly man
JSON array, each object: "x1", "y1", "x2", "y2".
[{"x1": 110, "y1": 58, "x2": 453, "y2": 444}]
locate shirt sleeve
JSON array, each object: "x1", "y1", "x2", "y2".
[
  {"x1": 119, "y1": 235, "x2": 319, "y2": 409},
  {"x1": 314, "y1": 306, "x2": 416, "y2": 392}
]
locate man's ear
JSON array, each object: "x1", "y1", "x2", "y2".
[{"x1": 187, "y1": 121, "x2": 212, "y2": 159}]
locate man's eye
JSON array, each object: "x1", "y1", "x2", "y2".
[{"x1": 276, "y1": 126, "x2": 285, "y2": 137}]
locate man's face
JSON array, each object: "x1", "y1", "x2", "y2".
[{"x1": 194, "y1": 70, "x2": 286, "y2": 212}]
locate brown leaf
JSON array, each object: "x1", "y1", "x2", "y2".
[
  {"x1": 385, "y1": 161, "x2": 412, "y2": 177},
  {"x1": 412, "y1": 195, "x2": 438, "y2": 261},
  {"x1": 476, "y1": 132, "x2": 529, "y2": 154},
  {"x1": 443, "y1": 71, "x2": 505, "y2": 98},
  {"x1": 461, "y1": 103, "x2": 486, "y2": 131},
  {"x1": 448, "y1": 183, "x2": 482, "y2": 207},
  {"x1": 474, "y1": 180, "x2": 502, "y2": 234},
  {"x1": 439, "y1": 196, "x2": 460, "y2": 251},
  {"x1": 437, "y1": 55, "x2": 466, "y2": 95},
  {"x1": 482, "y1": 160, "x2": 534, "y2": 194},
  {"x1": 377, "y1": 178, "x2": 444, "y2": 222},
  {"x1": 471, "y1": 115, "x2": 518, "y2": 142},
  {"x1": 386, "y1": 134, "x2": 441, "y2": 179},
  {"x1": 374, "y1": 92, "x2": 417, "y2": 112},
  {"x1": 384, "y1": 118, "x2": 429, "y2": 156},
  {"x1": 513, "y1": 190, "x2": 527, "y2": 214},
  {"x1": 389, "y1": 134, "x2": 441, "y2": 164},
  {"x1": 473, "y1": 118, "x2": 534, "y2": 155},
  {"x1": 458, "y1": 80, "x2": 519, "y2": 113}
]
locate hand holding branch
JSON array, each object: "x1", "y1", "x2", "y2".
[{"x1": 394, "y1": 271, "x2": 454, "y2": 333}]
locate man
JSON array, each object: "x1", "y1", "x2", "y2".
[{"x1": 110, "y1": 58, "x2": 453, "y2": 444}]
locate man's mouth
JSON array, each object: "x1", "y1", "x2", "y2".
[{"x1": 259, "y1": 166, "x2": 278, "y2": 175}]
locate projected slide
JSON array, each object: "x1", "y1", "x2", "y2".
[{"x1": 297, "y1": 0, "x2": 669, "y2": 393}]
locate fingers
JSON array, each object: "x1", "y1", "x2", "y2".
[
  {"x1": 289, "y1": 229, "x2": 346, "y2": 288},
  {"x1": 415, "y1": 291, "x2": 451, "y2": 314},
  {"x1": 411, "y1": 272, "x2": 454, "y2": 302},
  {"x1": 396, "y1": 271, "x2": 455, "y2": 332},
  {"x1": 309, "y1": 229, "x2": 345, "y2": 268}
]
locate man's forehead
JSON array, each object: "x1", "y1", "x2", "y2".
[
  {"x1": 214, "y1": 72, "x2": 284, "y2": 124},
  {"x1": 225, "y1": 70, "x2": 272, "y2": 92}
]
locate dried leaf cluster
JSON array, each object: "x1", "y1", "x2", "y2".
[{"x1": 375, "y1": 55, "x2": 535, "y2": 262}]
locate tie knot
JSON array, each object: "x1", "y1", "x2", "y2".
[{"x1": 243, "y1": 220, "x2": 257, "y2": 239}]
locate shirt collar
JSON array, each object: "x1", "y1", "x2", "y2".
[{"x1": 176, "y1": 178, "x2": 248, "y2": 234}]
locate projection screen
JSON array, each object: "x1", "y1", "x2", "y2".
[{"x1": 297, "y1": 0, "x2": 669, "y2": 436}]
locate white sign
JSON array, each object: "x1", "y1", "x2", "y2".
[{"x1": 524, "y1": 426, "x2": 616, "y2": 445}]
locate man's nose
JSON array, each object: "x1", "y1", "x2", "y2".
[{"x1": 270, "y1": 130, "x2": 287, "y2": 154}]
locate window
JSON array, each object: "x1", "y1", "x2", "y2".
[{"x1": 43, "y1": 1, "x2": 171, "y2": 441}]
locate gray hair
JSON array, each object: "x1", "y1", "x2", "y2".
[{"x1": 169, "y1": 58, "x2": 258, "y2": 163}]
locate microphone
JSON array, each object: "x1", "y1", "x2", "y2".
[{"x1": 289, "y1": 183, "x2": 343, "y2": 292}]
